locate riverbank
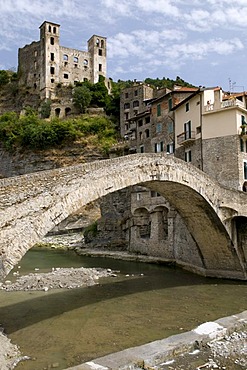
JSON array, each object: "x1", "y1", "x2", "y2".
[{"x1": 66, "y1": 311, "x2": 247, "y2": 370}]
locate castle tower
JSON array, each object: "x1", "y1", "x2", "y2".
[
  {"x1": 87, "y1": 35, "x2": 107, "y2": 83},
  {"x1": 39, "y1": 21, "x2": 60, "y2": 99}
]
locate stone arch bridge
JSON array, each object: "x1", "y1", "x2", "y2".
[{"x1": 0, "y1": 153, "x2": 246, "y2": 280}]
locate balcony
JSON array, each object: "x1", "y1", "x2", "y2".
[
  {"x1": 177, "y1": 131, "x2": 196, "y2": 146},
  {"x1": 204, "y1": 99, "x2": 245, "y2": 112}
]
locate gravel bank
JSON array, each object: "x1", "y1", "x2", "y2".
[{"x1": 0, "y1": 266, "x2": 116, "y2": 292}]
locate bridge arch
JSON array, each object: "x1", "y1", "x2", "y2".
[{"x1": 0, "y1": 153, "x2": 246, "y2": 280}]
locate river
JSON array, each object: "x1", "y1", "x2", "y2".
[{"x1": 0, "y1": 247, "x2": 246, "y2": 370}]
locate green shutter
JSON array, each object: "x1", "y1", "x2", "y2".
[{"x1": 157, "y1": 104, "x2": 161, "y2": 117}]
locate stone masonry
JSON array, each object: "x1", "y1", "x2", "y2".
[{"x1": 0, "y1": 154, "x2": 246, "y2": 280}]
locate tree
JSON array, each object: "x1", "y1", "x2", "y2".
[
  {"x1": 40, "y1": 99, "x2": 52, "y2": 118},
  {"x1": 72, "y1": 85, "x2": 92, "y2": 113},
  {"x1": 0, "y1": 70, "x2": 9, "y2": 86}
]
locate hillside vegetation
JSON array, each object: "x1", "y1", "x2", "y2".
[
  {"x1": 0, "y1": 110, "x2": 117, "y2": 154},
  {"x1": 0, "y1": 70, "x2": 195, "y2": 155}
]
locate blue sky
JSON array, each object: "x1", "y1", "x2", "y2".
[{"x1": 0, "y1": 0, "x2": 247, "y2": 91}]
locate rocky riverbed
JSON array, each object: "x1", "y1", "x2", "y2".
[{"x1": 0, "y1": 266, "x2": 116, "y2": 292}]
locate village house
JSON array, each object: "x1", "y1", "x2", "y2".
[{"x1": 173, "y1": 87, "x2": 247, "y2": 191}]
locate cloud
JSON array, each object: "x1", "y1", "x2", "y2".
[{"x1": 164, "y1": 38, "x2": 244, "y2": 63}]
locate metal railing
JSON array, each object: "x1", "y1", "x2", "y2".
[{"x1": 177, "y1": 131, "x2": 196, "y2": 145}]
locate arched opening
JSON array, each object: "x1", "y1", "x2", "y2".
[
  {"x1": 242, "y1": 182, "x2": 247, "y2": 192},
  {"x1": 133, "y1": 208, "x2": 151, "y2": 239},
  {"x1": 65, "y1": 107, "x2": 71, "y2": 116},
  {"x1": 55, "y1": 108, "x2": 60, "y2": 117}
]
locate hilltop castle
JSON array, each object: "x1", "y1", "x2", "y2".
[{"x1": 17, "y1": 21, "x2": 107, "y2": 116}]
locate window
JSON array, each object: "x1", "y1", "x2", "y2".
[
  {"x1": 34, "y1": 61, "x2": 37, "y2": 70},
  {"x1": 98, "y1": 49, "x2": 102, "y2": 56},
  {"x1": 168, "y1": 121, "x2": 173, "y2": 133},
  {"x1": 137, "y1": 193, "x2": 141, "y2": 201},
  {"x1": 125, "y1": 112, "x2": 129, "y2": 120},
  {"x1": 157, "y1": 104, "x2": 161, "y2": 117},
  {"x1": 99, "y1": 64, "x2": 102, "y2": 71},
  {"x1": 96, "y1": 38, "x2": 100, "y2": 46},
  {"x1": 48, "y1": 25, "x2": 52, "y2": 32},
  {"x1": 125, "y1": 92, "x2": 129, "y2": 98},
  {"x1": 64, "y1": 73, "x2": 69, "y2": 79},
  {"x1": 156, "y1": 123, "x2": 162, "y2": 133},
  {"x1": 154, "y1": 141, "x2": 164, "y2": 153},
  {"x1": 240, "y1": 138, "x2": 244, "y2": 152},
  {"x1": 186, "y1": 102, "x2": 190, "y2": 112},
  {"x1": 168, "y1": 98, "x2": 173, "y2": 111},
  {"x1": 50, "y1": 53, "x2": 54, "y2": 61},
  {"x1": 84, "y1": 59, "x2": 88, "y2": 65},
  {"x1": 134, "y1": 90, "x2": 138, "y2": 96},
  {"x1": 53, "y1": 27, "x2": 56, "y2": 34},
  {"x1": 145, "y1": 116, "x2": 150, "y2": 124},
  {"x1": 196, "y1": 126, "x2": 201, "y2": 135},
  {"x1": 138, "y1": 119, "x2": 143, "y2": 127},
  {"x1": 185, "y1": 150, "x2": 192, "y2": 162},
  {"x1": 101, "y1": 40, "x2": 104, "y2": 48},
  {"x1": 50, "y1": 66, "x2": 55, "y2": 75},
  {"x1": 151, "y1": 191, "x2": 161, "y2": 197},
  {"x1": 74, "y1": 56, "x2": 78, "y2": 63},
  {"x1": 50, "y1": 37, "x2": 54, "y2": 45},
  {"x1": 34, "y1": 50, "x2": 38, "y2": 57},
  {"x1": 139, "y1": 132, "x2": 143, "y2": 140},
  {"x1": 184, "y1": 120, "x2": 192, "y2": 139},
  {"x1": 244, "y1": 161, "x2": 247, "y2": 180},
  {"x1": 63, "y1": 54, "x2": 68, "y2": 61},
  {"x1": 140, "y1": 145, "x2": 144, "y2": 153},
  {"x1": 133, "y1": 100, "x2": 139, "y2": 108},
  {"x1": 166, "y1": 143, "x2": 174, "y2": 154},
  {"x1": 50, "y1": 79, "x2": 54, "y2": 84},
  {"x1": 145, "y1": 129, "x2": 150, "y2": 138},
  {"x1": 124, "y1": 103, "x2": 130, "y2": 109}
]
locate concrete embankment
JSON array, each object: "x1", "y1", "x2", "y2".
[{"x1": 65, "y1": 310, "x2": 247, "y2": 370}]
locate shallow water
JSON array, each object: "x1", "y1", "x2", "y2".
[{"x1": 0, "y1": 248, "x2": 246, "y2": 370}]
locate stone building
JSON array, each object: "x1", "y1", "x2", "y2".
[
  {"x1": 120, "y1": 82, "x2": 154, "y2": 138},
  {"x1": 124, "y1": 86, "x2": 198, "y2": 154},
  {"x1": 18, "y1": 21, "x2": 107, "y2": 117}
]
